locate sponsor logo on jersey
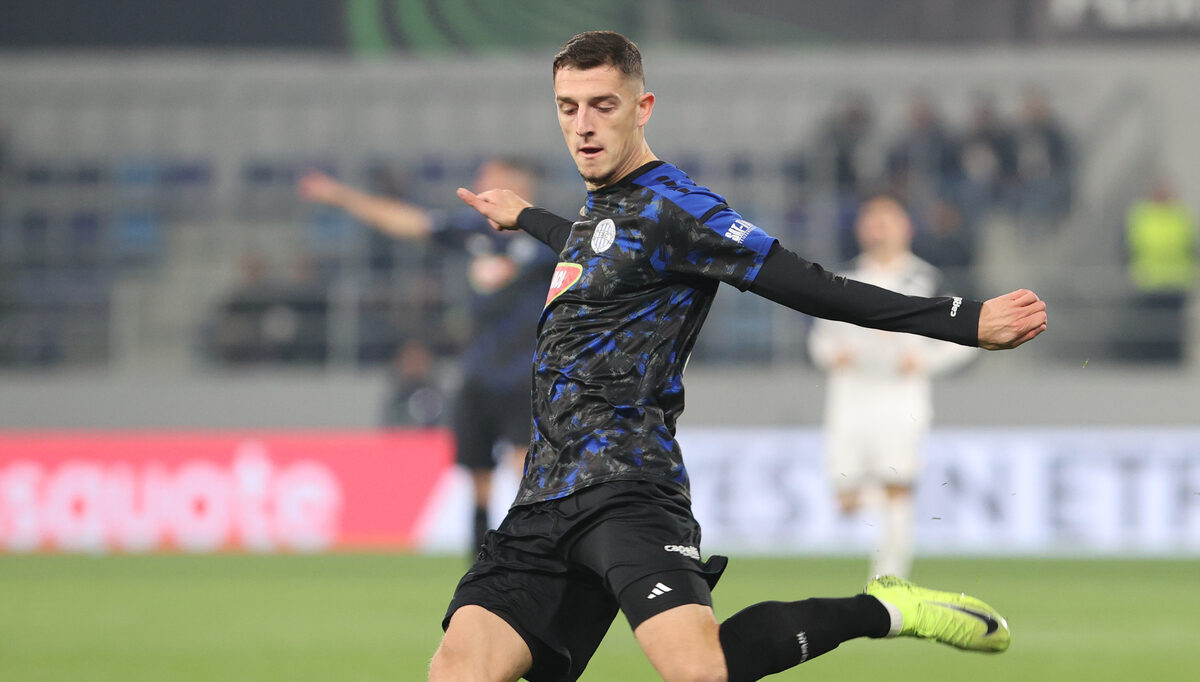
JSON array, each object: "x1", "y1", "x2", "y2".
[
  {"x1": 723, "y1": 218, "x2": 756, "y2": 244},
  {"x1": 663, "y1": 544, "x2": 700, "y2": 560},
  {"x1": 950, "y1": 296, "x2": 963, "y2": 317},
  {"x1": 591, "y1": 218, "x2": 616, "y2": 253},
  {"x1": 545, "y1": 262, "x2": 583, "y2": 307}
]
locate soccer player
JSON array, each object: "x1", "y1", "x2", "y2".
[
  {"x1": 298, "y1": 159, "x2": 556, "y2": 552},
  {"x1": 808, "y1": 193, "x2": 977, "y2": 580},
  {"x1": 434, "y1": 32, "x2": 1046, "y2": 682}
]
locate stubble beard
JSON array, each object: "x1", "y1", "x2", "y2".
[{"x1": 578, "y1": 169, "x2": 618, "y2": 188}]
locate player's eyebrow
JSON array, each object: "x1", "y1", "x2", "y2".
[{"x1": 556, "y1": 93, "x2": 621, "y2": 105}]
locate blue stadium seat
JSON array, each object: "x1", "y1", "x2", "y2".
[
  {"x1": 67, "y1": 212, "x2": 106, "y2": 263},
  {"x1": 18, "y1": 212, "x2": 50, "y2": 261},
  {"x1": 109, "y1": 211, "x2": 163, "y2": 264}
]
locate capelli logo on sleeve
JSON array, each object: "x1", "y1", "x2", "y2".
[{"x1": 950, "y1": 297, "x2": 963, "y2": 317}]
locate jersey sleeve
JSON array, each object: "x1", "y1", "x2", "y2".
[
  {"x1": 751, "y1": 243, "x2": 983, "y2": 347},
  {"x1": 516, "y1": 207, "x2": 574, "y2": 253},
  {"x1": 657, "y1": 203, "x2": 778, "y2": 291}
]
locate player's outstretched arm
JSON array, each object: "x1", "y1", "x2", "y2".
[
  {"x1": 298, "y1": 170, "x2": 434, "y2": 240},
  {"x1": 456, "y1": 187, "x2": 532, "y2": 231},
  {"x1": 748, "y1": 243, "x2": 1050, "y2": 350},
  {"x1": 977, "y1": 289, "x2": 1048, "y2": 350}
]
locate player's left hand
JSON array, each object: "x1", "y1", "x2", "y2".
[
  {"x1": 977, "y1": 289, "x2": 1048, "y2": 350},
  {"x1": 457, "y1": 187, "x2": 532, "y2": 231}
]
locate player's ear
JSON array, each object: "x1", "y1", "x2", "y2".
[{"x1": 636, "y1": 91, "x2": 655, "y2": 127}]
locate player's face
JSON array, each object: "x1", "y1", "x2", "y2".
[
  {"x1": 554, "y1": 65, "x2": 655, "y2": 190},
  {"x1": 856, "y1": 200, "x2": 913, "y2": 258}
]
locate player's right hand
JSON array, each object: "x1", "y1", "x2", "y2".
[
  {"x1": 977, "y1": 289, "x2": 1048, "y2": 350},
  {"x1": 456, "y1": 187, "x2": 532, "y2": 231}
]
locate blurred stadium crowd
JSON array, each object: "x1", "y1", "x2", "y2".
[{"x1": 0, "y1": 0, "x2": 1197, "y2": 378}]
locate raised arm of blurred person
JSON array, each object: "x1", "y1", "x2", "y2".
[{"x1": 298, "y1": 170, "x2": 435, "y2": 240}]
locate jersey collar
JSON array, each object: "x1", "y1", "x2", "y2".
[{"x1": 587, "y1": 160, "x2": 667, "y2": 197}]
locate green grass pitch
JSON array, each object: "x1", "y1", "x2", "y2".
[{"x1": 1, "y1": 554, "x2": 1196, "y2": 681}]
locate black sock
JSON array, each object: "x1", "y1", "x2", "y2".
[
  {"x1": 718, "y1": 595, "x2": 891, "y2": 682},
  {"x1": 471, "y1": 506, "x2": 489, "y2": 552}
]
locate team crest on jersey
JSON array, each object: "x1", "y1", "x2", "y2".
[
  {"x1": 591, "y1": 219, "x2": 616, "y2": 253},
  {"x1": 545, "y1": 262, "x2": 583, "y2": 307}
]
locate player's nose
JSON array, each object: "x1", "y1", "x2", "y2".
[{"x1": 573, "y1": 109, "x2": 593, "y2": 136}]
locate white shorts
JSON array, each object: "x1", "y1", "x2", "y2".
[{"x1": 825, "y1": 424, "x2": 923, "y2": 492}]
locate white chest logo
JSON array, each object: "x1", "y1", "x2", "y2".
[{"x1": 591, "y1": 219, "x2": 616, "y2": 253}]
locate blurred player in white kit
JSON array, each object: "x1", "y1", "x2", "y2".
[{"x1": 808, "y1": 194, "x2": 977, "y2": 579}]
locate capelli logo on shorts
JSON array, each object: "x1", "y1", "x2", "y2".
[{"x1": 663, "y1": 544, "x2": 700, "y2": 560}]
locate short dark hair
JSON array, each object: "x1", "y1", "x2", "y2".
[{"x1": 552, "y1": 31, "x2": 643, "y2": 85}]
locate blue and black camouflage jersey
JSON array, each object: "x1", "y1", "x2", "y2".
[{"x1": 513, "y1": 161, "x2": 777, "y2": 506}]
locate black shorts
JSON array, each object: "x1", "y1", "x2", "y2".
[
  {"x1": 442, "y1": 480, "x2": 728, "y2": 682},
  {"x1": 453, "y1": 375, "x2": 532, "y2": 471}
]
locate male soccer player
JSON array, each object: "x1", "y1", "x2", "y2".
[
  {"x1": 299, "y1": 159, "x2": 555, "y2": 552},
  {"x1": 808, "y1": 194, "x2": 977, "y2": 580},
  {"x1": 433, "y1": 32, "x2": 1047, "y2": 682}
]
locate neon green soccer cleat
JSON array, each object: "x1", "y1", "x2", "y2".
[{"x1": 865, "y1": 575, "x2": 1011, "y2": 653}]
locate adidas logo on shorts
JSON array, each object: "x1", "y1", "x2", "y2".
[{"x1": 646, "y1": 582, "x2": 673, "y2": 599}]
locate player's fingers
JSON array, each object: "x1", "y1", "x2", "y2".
[
  {"x1": 1019, "y1": 298, "x2": 1047, "y2": 316},
  {"x1": 456, "y1": 187, "x2": 480, "y2": 207},
  {"x1": 1013, "y1": 308, "x2": 1047, "y2": 339},
  {"x1": 1006, "y1": 289, "x2": 1038, "y2": 305},
  {"x1": 1010, "y1": 322, "x2": 1047, "y2": 348},
  {"x1": 1017, "y1": 311, "x2": 1047, "y2": 335}
]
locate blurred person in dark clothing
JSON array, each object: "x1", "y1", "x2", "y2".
[
  {"x1": 814, "y1": 94, "x2": 878, "y2": 260},
  {"x1": 1013, "y1": 87, "x2": 1072, "y2": 228},
  {"x1": 957, "y1": 94, "x2": 1017, "y2": 223},
  {"x1": 210, "y1": 251, "x2": 272, "y2": 364},
  {"x1": 913, "y1": 199, "x2": 978, "y2": 298},
  {"x1": 382, "y1": 338, "x2": 447, "y2": 428},
  {"x1": 208, "y1": 252, "x2": 329, "y2": 365},
  {"x1": 885, "y1": 93, "x2": 962, "y2": 219},
  {"x1": 299, "y1": 158, "x2": 556, "y2": 552}
]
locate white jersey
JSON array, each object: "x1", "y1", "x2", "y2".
[{"x1": 808, "y1": 253, "x2": 976, "y2": 485}]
